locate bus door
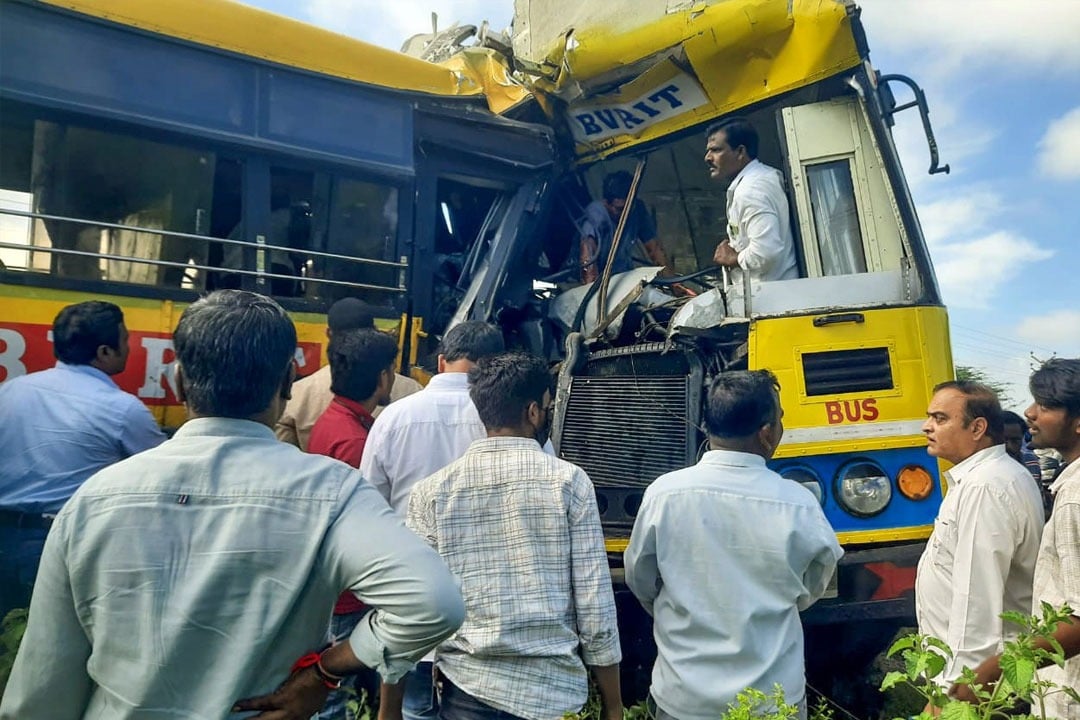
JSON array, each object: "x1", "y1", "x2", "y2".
[{"x1": 407, "y1": 108, "x2": 555, "y2": 366}]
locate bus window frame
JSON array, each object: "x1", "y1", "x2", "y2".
[{"x1": 0, "y1": 99, "x2": 416, "y2": 315}]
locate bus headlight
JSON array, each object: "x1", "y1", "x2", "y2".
[
  {"x1": 780, "y1": 466, "x2": 824, "y2": 505},
  {"x1": 835, "y1": 461, "x2": 892, "y2": 517}
]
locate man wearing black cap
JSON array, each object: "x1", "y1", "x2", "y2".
[{"x1": 276, "y1": 298, "x2": 422, "y2": 450}]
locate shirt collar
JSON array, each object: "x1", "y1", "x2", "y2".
[
  {"x1": 727, "y1": 158, "x2": 762, "y2": 198},
  {"x1": 700, "y1": 449, "x2": 768, "y2": 469},
  {"x1": 56, "y1": 361, "x2": 116, "y2": 387},
  {"x1": 944, "y1": 444, "x2": 1006, "y2": 486},
  {"x1": 425, "y1": 372, "x2": 470, "y2": 391},
  {"x1": 331, "y1": 395, "x2": 375, "y2": 427},
  {"x1": 468, "y1": 436, "x2": 543, "y2": 453},
  {"x1": 1050, "y1": 459, "x2": 1079, "y2": 494},
  {"x1": 172, "y1": 417, "x2": 277, "y2": 441}
]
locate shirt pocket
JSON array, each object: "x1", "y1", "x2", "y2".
[{"x1": 929, "y1": 517, "x2": 957, "y2": 571}]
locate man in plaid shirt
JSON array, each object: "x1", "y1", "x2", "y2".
[{"x1": 401, "y1": 352, "x2": 623, "y2": 720}]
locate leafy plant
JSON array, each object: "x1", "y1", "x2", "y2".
[
  {"x1": 340, "y1": 685, "x2": 372, "y2": 720},
  {"x1": 880, "y1": 603, "x2": 1080, "y2": 719},
  {"x1": 720, "y1": 686, "x2": 800, "y2": 720},
  {"x1": 0, "y1": 607, "x2": 29, "y2": 695}
]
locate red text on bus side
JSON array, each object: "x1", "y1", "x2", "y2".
[{"x1": 825, "y1": 398, "x2": 879, "y2": 424}]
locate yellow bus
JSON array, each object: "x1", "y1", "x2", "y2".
[
  {"x1": 0, "y1": 0, "x2": 553, "y2": 427},
  {"x1": 439, "y1": 0, "x2": 955, "y2": 706}
]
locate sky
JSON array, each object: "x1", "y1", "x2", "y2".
[{"x1": 246, "y1": 0, "x2": 1080, "y2": 410}]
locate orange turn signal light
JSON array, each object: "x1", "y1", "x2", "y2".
[{"x1": 898, "y1": 465, "x2": 933, "y2": 501}]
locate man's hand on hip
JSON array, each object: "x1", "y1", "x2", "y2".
[{"x1": 232, "y1": 667, "x2": 330, "y2": 719}]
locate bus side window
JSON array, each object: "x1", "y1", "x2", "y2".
[
  {"x1": 782, "y1": 98, "x2": 909, "y2": 277},
  {"x1": 805, "y1": 160, "x2": 867, "y2": 276},
  {"x1": 318, "y1": 176, "x2": 400, "y2": 307},
  {"x1": 0, "y1": 102, "x2": 230, "y2": 291}
]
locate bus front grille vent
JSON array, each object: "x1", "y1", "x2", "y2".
[
  {"x1": 802, "y1": 347, "x2": 894, "y2": 396},
  {"x1": 560, "y1": 375, "x2": 690, "y2": 489}
]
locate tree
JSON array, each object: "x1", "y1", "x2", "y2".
[{"x1": 955, "y1": 365, "x2": 1014, "y2": 406}]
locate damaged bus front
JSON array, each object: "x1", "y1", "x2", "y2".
[{"x1": 448, "y1": 0, "x2": 955, "y2": 706}]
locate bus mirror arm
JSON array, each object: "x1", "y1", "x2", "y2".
[{"x1": 877, "y1": 74, "x2": 950, "y2": 176}]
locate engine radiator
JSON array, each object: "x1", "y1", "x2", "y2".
[{"x1": 555, "y1": 342, "x2": 704, "y2": 529}]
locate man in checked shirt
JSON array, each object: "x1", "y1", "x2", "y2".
[{"x1": 395, "y1": 351, "x2": 623, "y2": 720}]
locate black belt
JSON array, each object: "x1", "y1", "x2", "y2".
[{"x1": 0, "y1": 509, "x2": 55, "y2": 530}]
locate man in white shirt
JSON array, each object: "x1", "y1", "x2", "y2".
[
  {"x1": 403, "y1": 352, "x2": 623, "y2": 720},
  {"x1": 705, "y1": 118, "x2": 799, "y2": 283},
  {"x1": 360, "y1": 320, "x2": 504, "y2": 720},
  {"x1": 916, "y1": 381, "x2": 1044, "y2": 697},
  {"x1": 276, "y1": 297, "x2": 422, "y2": 450},
  {"x1": 954, "y1": 360, "x2": 1080, "y2": 717},
  {"x1": 624, "y1": 369, "x2": 841, "y2": 720}
]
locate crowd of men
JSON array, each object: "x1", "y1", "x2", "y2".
[{"x1": 0, "y1": 291, "x2": 1077, "y2": 720}]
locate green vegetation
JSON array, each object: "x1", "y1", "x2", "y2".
[
  {"x1": 0, "y1": 607, "x2": 29, "y2": 695},
  {"x1": 881, "y1": 603, "x2": 1080, "y2": 719}
]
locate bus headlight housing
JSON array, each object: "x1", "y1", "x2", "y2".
[
  {"x1": 835, "y1": 461, "x2": 892, "y2": 517},
  {"x1": 780, "y1": 466, "x2": 824, "y2": 505}
]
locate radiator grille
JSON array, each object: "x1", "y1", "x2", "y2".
[
  {"x1": 802, "y1": 347, "x2": 893, "y2": 396},
  {"x1": 560, "y1": 375, "x2": 690, "y2": 488}
]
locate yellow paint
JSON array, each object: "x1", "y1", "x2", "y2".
[
  {"x1": 39, "y1": 0, "x2": 489, "y2": 100},
  {"x1": 0, "y1": 288, "x2": 417, "y2": 425},
  {"x1": 606, "y1": 524, "x2": 933, "y2": 553},
  {"x1": 530, "y1": 0, "x2": 862, "y2": 160},
  {"x1": 605, "y1": 538, "x2": 630, "y2": 553},
  {"x1": 835, "y1": 525, "x2": 932, "y2": 545},
  {"x1": 440, "y1": 48, "x2": 532, "y2": 115},
  {"x1": 749, "y1": 306, "x2": 953, "y2": 452}
]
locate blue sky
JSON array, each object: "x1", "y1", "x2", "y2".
[{"x1": 247, "y1": 0, "x2": 1080, "y2": 409}]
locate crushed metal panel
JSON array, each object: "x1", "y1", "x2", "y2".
[
  {"x1": 517, "y1": 0, "x2": 862, "y2": 160},
  {"x1": 511, "y1": 0, "x2": 721, "y2": 65}
]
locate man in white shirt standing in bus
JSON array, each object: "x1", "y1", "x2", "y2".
[
  {"x1": 705, "y1": 117, "x2": 799, "y2": 283},
  {"x1": 916, "y1": 381, "x2": 1044, "y2": 699}
]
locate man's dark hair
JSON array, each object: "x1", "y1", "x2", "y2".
[
  {"x1": 704, "y1": 369, "x2": 780, "y2": 439},
  {"x1": 1001, "y1": 410, "x2": 1027, "y2": 431},
  {"x1": 53, "y1": 301, "x2": 124, "y2": 365},
  {"x1": 933, "y1": 380, "x2": 1005, "y2": 443},
  {"x1": 439, "y1": 321, "x2": 505, "y2": 363},
  {"x1": 1030, "y1": 358, "x2": 1080, "y2": 418},
  {"x1": 705, "y1": 117, "x2": 759, "y2": 159},
  {"x1": 468, "y1": 352, "x2": 551, "y2": 430},
  {"x1": 174, "y1": 290, "x2": 296, "y2": 418},
  {"x1": 328, "y1": 329, "x2": 399, "y2": 403},
  {"x1": 327, "y1": 298, "x2": 375, "y2": 334},
  {"x1": 602, "y1": 171, "x2": 633, "y2": 203}
]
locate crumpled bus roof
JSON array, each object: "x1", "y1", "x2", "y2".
[
  {"x1": 514, "y1": 0, "x2": 866, "y2": 159},
  {"x1": 35, "y1": 0, "x2": 531, "y2": 112}
]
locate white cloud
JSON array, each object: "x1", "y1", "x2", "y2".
[
  {"x1": 1037, "y1": 106, "x2": 1080, "y2": 180},
  {"x1": 1016, "y1": 310, "x2": 1080, "y2": 356},
  {"x1": 303, "y1": 0, "x2": 510, "y2": 50},
  {"x1": 932, "y1": 230, "x2": 1053, "y2": 310},
  {"x1": 859, "y1": 0, "x2": 1080, "y2": 75},
  {"x1": 916, "y1": 189, "x2": 1002, "y2": 248}
]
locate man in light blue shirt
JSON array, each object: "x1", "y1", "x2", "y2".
[
  {"x1": 624, "y1": 370, "x2": 842, "y2": 720},
  {"x1": 1, "y1": 290, "x2": 465, "y2": 720},
  {"x1": 0, "y1": 301, "x2": 164, "y2": 616}
]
